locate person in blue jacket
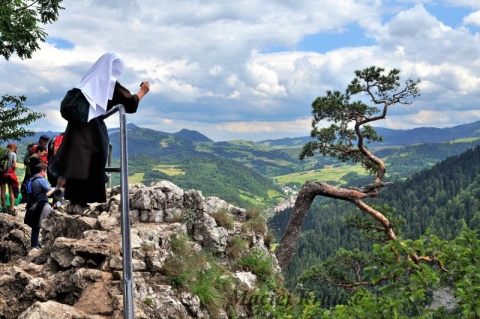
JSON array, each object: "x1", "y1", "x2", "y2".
[{"x1": 24, "y1": 163, "x2": 54, "y2": 250}]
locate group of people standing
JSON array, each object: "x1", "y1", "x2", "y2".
[
  {"x1": 0, "y1": 52, "x2": 150, "y2": 250},
  {"x1": 1, "y1": 135, "x2": 53, "y2": 214}
]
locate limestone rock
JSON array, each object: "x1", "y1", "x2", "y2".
[
  {"x1": 193, "y1": 212, "x2": 229, "y2": 252},
  {"x1": 18, "y1": 300, "x2": 109, "y2": 319},
  {"x1": 234, "y1": 272, "x2": 257, "y2": 291},
  {"x1": 0, "y1": 181, "x2": 281, "y2": 318}
]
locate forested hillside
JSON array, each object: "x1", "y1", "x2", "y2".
[
  {"x1": 197, "y1": 140, "x2": 307, "y2": 176},
  {"x1": 109, "y1": 124, "x2": 196, "y2": 158},
  {"x1": 268, "y1": 145, "x2": 480, "y2": 292},
  {"x1": 375, "y1": 145, "x2": 480, "y2": 239},
  {"x1": 377, "y1": 138, "x2": 480, "y2": 180},
  {"x1": 139, "y1": 156, "x2": 284, "y2": 208}
]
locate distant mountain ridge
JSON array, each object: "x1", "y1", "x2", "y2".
[
  {"x1": 19, "y1": 120, "x2": 480, "y2": 147},
  {"x1": 173, "y1": 128, "x2": 212, "y2": 142},
  {"x1": 257, "y1": 120, "x2": 480, "y2": 147},
  {"x1": 374, "y1": 120, "x2": 480, "y2": 145}
]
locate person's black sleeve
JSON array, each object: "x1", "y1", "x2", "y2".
[{"x1": 107, "y1": 81, "x2": 140, "y2": 114}]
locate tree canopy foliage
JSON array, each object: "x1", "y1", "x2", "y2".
[
  {"x1": 0, "y1": 95, "x2": 45, "y2": 144},
  {"x1": 0, "y1": 0, "x2": 64, "y2": 143},
  {"x1": 300, "y1": 66, "x2": 420, "y2": 178},
  {"x1": 0, "y1": 0, "x2": 64, "y2": 60}
]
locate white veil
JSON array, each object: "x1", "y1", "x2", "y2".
[{"x1": 76, "y1": 52, "x2": 125, "y2": 122}]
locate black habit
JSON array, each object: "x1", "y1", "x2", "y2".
[{"x1": 56, "y1": 81, "x2": 140, "y2": 204}]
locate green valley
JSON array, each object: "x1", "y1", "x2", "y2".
[{"x1": 16, "y1": 122, "x2": 480, "y2": 210}]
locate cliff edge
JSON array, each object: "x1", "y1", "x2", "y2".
[{"x1": 0, "y1": 181, "x2": 280, "y2": 318}]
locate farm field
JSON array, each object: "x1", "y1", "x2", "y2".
[{"x1": 274, "y1": 164, "x2": 368, "y2": 185}]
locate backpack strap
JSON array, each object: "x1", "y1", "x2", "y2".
[
  {"x1": 29, "y1": 176, "x2": 43, "y2": 202},
  {"x1": 5, "y1": 150, "x2": 14, "y2": 171},
  {"x1": 23, "y1": 144, "x2": 35, "y2": 165}
]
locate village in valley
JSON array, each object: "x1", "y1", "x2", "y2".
[{"x1": 269, "y1": 185, "x2": 298, "y2": 215}]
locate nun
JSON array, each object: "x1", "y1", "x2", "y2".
[{"x1": 57, "y1": 52, "x2": 150, "y2": 215}]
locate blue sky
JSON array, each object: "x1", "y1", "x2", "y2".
[
  {"x1": 1, "y1": 0, "x2": 480, "y2": 141},
  {"x1": 296, "y1": 23, "x2": 376, "y2": 53},
  {"x1": 46, "y1": 37, "x2": 75, "y2": 50}
]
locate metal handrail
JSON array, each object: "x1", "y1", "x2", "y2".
[
  {"x1": 103, "y1": 105, "x2": 134, "y2": 319},
  {"x1": 107, "y1": 142, "x2": 113, "y2": 189}
]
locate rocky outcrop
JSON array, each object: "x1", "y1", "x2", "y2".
[{"x1": 0, "y1": 181, "x2": 280, "y2": 319}]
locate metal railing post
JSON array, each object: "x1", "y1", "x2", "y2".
[
  {"x1": 103, "y1": 105, "x2": 134, "y2": 319},
  {"x1": 107, "y1": 142, "x2": 113, "y2": 189}
]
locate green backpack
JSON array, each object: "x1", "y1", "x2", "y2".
[
  {"x1": 0, "y1": 146, "x2": 10, "y2": 173},
  {"x1": 60, "y1": 88, "x2": 90, "y2": 124}
]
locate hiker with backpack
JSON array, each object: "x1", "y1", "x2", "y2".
[
  {"x1": 23, "y1": 163, "x2": 54, "y2": 250},
  {"x1": 23, "y1": 146, "x2": 48, "y2": 182},
  {"x1": 0, "y1": 143, "x2": 20, "y2": 216},
  {"x1": 20, "y1": 146, "x2": 48, "y2": 204},
  {"x1": 23, "y1": 135, "x2": 50, "y2": 166},
  {"x1": 56, "y1": 51, "x2": 150, "y2": 215}
]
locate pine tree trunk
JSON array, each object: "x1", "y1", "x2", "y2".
[
  {"x1": 275, "y1": 182, "x2": 317, "y2": 271},
  {"x1": 275, "y1": 181, "x2": 394, "y2": 271}
]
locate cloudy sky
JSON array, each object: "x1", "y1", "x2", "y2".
[{"x1": 2, "y1": 0, "x2": 480, "y2": 141}]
